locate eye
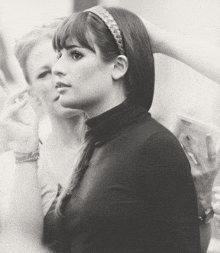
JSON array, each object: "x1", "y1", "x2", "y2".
[
  {"x1": 70, "y1": 50, "x2": 83, "y2": 60},
  {"x1": 37, "y1": 70, "x2": 51, "y2": 79}
]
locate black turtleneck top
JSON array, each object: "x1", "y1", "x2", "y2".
[{"x1": 43, "y1": 101, "x2": 201, "y2": 253}]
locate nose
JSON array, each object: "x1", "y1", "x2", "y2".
[{"x1": 52, "y1": 58, "x2": 65, "y2": 77}]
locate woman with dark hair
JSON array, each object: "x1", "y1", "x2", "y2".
[{"x1": 0, "y1": 6, "x2": 200, "y2": 253}]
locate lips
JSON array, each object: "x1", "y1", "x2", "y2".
[{"x1": 55, "y1": 82, "x2": 71, "y2": 89}]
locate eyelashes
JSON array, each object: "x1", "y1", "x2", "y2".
[
  {"x1": 70, "y1": 50, "x2": 83, "y2": 60},
  {"x1": 56, "y1": 49, "x2": 84, "y2": 61},
  {"x1": 37, "y1": 70, "x2": 51, "y2": 79}
]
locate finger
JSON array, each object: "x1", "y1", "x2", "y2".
[
  {"x1": 183, "y1": 135, "x2": 193, "y2": 152},
  {"x1": 7, "y1": 98, "x2": 28, "y2": 115},
  {"x1": 213, "y1": 214, "x2": 220, "y2": 226},
  {"x1": 16, "y1": 102, "x2": 38, "y2": 127},
  {"x1": 1, "y1": 98, "x2": 28, "y2": 122},
  {"x1": 212, "y1": 201, "x2": 220, "y2": 210},
  {"x1": 182, "y1": 143, "x2": 199, "y2": 165},
  {"x1": 206, "y1": 134, "x2": 216, "y2": 161},
  {"x1": 213, "y1": 144, "x2": 220, "y2": 169},
  {"x1": 213, "y1": 186, "x2": 220, "y2": 200},
  {"x1": 6, "y1": 88, "x2": 29, "y2": 106},
  {"x1": 213, "y1": 202, "x2": 220, "y2": 219},
  {"x1": 182, "y1": 135, "x2": 199, "y2": 165}
]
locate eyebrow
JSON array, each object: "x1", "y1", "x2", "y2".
[
  {"x1": 65, "y1": 44, "x2": 83, "y2": 50},
  {"x1": 37, "y1": 65, "x2": 51, "y2": 71}
]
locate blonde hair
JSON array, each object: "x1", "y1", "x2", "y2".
[{"x1": 14, "y1": 17, "x2": 65, "y2": 84}]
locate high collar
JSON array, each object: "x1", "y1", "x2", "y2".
[{"x1": 85, "y1": 99, "x2": 150, "y2": 143}]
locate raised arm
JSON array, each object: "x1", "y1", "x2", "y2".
[
  {"x1": 0, "y1": 89, "x2": 43, "y2": 243},
  {"x1": 141, "y1": 18, "x2": 220, "y2": 84}
]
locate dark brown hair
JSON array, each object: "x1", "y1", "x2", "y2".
[{"x1": 53, "y1": 7, "x2": 155, "y2": 111}]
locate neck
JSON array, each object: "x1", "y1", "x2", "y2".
[
  {"x1": 86, "y1": 85, "x2": 127, "y2": 118},
  {"x1": 49, "y1": 114, "x2": 85, "y2": 148}
]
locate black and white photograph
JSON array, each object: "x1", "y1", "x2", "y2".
[{"x1": 0, "y1": 0, "x2": 220, "y2": 252}]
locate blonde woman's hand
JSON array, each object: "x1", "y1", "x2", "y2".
[
  {"x1": 0, "y1": 88, "x2": 39, "y2": 153},
  {"x1": 182, "y1": 134, "x2": 220, "y2": 211}
]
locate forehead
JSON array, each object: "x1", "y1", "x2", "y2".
[
  {"x1": 29, "y1": 39, "x2": 55, "y2": 63},
  {"x1": 26, "y1": 40, "x2": 56, "y2": 78},
  {"x1": 64, "y1": 35, "x2": 97, "y2": 54}
]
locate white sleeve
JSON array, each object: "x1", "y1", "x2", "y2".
[
  {"x1": 0, "y1": 150, "x2": 59, "y2": 217},
  {"x1": 37, "y1": 168, "x2": 59, "y2": 217},
  {"x1": 0, "y1": 151, "x2": 16, "y2": 217}
]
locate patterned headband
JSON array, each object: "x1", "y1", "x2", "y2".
[{"x1": 84, "y1": 6, "x2": 125, "y2": 55}]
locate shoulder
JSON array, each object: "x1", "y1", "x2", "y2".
[
  {"x1": 128, "y1": 115, "x2": 190, "y2": 173},
  {"x1": 126, "y1": 113, "x2": 181, "y2": 149}
]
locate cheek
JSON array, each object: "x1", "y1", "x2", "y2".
[
  {"x1": 73, "y1": 57, "x2": 100, "y2": 80},
  {"x1": 73, "y1": 63, "x2": 107, "y2": 89},
  {"x1": 34, "y1": 81, "x2": 55, "y2": 102},
  {"x1": 77, "y1": 66, "x2": 96, "y2": 82}
]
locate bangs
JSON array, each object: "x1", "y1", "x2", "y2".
[{"x1": 53, "y1": 12, "x2": 94, "y2": 52}]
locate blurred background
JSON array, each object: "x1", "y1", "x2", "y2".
[{"x1": 1, "y1": 0, "x2": 220, "y2": 252}]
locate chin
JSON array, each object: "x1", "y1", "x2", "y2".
[
  {"x1": 59, "y1": 95, "x2": 95, "y2": 116},
  {"x1": 58, "y1": 107, "x2": 83, "y2": 119},
  {"x1": 59, "y1": 98, "x2": 84, "y2": 111}
]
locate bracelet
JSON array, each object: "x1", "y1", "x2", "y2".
[
  {"x1": 14, "y1": 150, "x2": 40, "y2": 164},
  {"x1": 14, "y1": 147, "x2": 39, "y2": 156}
]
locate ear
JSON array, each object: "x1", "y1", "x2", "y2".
[
  {"x1": 29, "y1": 88, "x2": 42, "y2": 107},
  {"x1": 111, "y1": 55, "x2": 128, "y2": 81}
]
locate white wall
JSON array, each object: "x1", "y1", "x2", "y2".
[{"x1": 1, "y1": 0, "x2": 72, "y2": 39}]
